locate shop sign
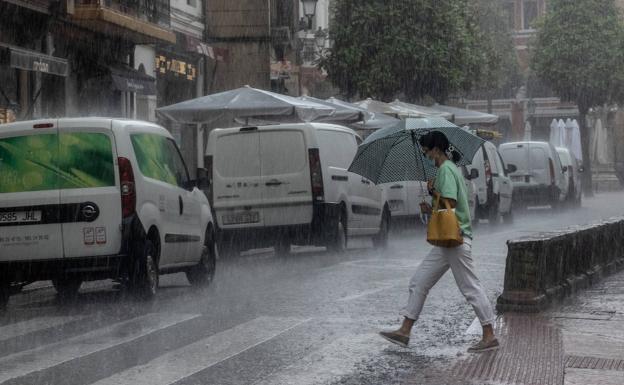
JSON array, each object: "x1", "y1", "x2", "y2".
[{"x1": 156, "y1": 55, "x2": 196, "y2": 81}]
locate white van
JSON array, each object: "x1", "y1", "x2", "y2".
[
  {"x1": 499, "y1": 141, "x2": 567, "y2": 209},
  {"x1": 468, "y1": 141, "x2": 515, "y2": 223},
  {"x1": 382, "y1": 166, "x2": 478, "y2": 225},
  {"x1": 0, "y1": 118, "x2": 216, "y2": 310},
  {"x1": 556, "y1": 147, "x2": 582, "y2": 206},
  {"x1": 205, "y1": 123, "x2": 389, "y2": 256}
]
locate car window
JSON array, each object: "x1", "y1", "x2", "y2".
[
  {"x1": 214, "y1": 132, "x2": 261, "y2": 178},
  {"x1": 316, "y1": 130, "x2": 358, "y2": 169},
  {"x1": 165, "y1": 138, "x2": 191, "y2": 187},
  {"x1": 260, "y1": 130, "x2": 307, "y2": 176},
  {"x1": 131, "y1": 133, "x2": 189, "y2": 187},
  {"x1": 530, "y1": 147, "x2": 548, "y2": 170},
  {"x1": 0, "y1": 132, "x2": 115, "y2": 193},
  {"x1": 484, "y1": 143, "x2": 500, "y2": 175}
]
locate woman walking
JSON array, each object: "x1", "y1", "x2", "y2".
[{"x1": 380, "y1": 131, "x2": 499, "y2": 353}]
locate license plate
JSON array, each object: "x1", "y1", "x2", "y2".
[
  {"x1": 0, "y1": 210, "x2": 42, "y2": 224},
  {"x1": 511, "y1": 176, "x2": 524, "y2": 182},
  {"x1": 222, "y1": 211, "x2": 260, "y2": 225}
]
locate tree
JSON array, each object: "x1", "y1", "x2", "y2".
[
  {"x1": 320, "y1": 0, "x2": 487, "y2": 102},
  {"x1": 467, "y1": 0, "x2": 520, "y2": 106},
  {"x1": 531, "y1": 0, "x2": 624, "y2": 196}
]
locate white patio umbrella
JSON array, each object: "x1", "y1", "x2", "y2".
[
  {"x1": 549, "y1": 119, "x2": 561, "y2": 147},
  {"x1": 299, "y1": 95, "x2": 369, "y2": 124},
  {"x1": 570, "y1": 119, "x2": 583, "y2": 162},
  {"x1": 557, "y1": 119, "x2": 567, "y2": 147},
  {"x1": 156, "y1": 85, "x2": 335, "y2": 124},
  {"x1": 353, "y1": 98, "x2": 420, "y2": 118},
  {"x1": 431, "y1": 104, "x2": 499, "y2": 125},
  {"x1": 389, "y1": 99, "x2": 454, "y2": 120}
]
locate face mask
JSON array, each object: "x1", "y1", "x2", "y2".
[{"x1": 424, "y1": 155, "x2": 436, "y2": 168}]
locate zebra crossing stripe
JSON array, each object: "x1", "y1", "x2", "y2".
[
  {"x1": 254, "y1": 332, "x2": 385, "y2": 385},
  {"x1": 0, "y1": 316, "x2": 87, "y2": 342},
  {"x1": 0, "y1": 312, "x2": 200, "y2": 383},
  {"x1": 92, "y1": 316, "x2": 310, "y2": 385}
]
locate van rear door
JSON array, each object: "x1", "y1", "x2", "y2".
[
  {"x1": 0, "y1": 121, "x2": 63, "y2": 261},
  {"x1": 57, "y1": 120, "x2": 122, "y2": 259},
  {"x1": 259, "y1": 128, "x2": 312, "y2": 226},
  {"x1": 213, "y1": 130, "x2": 264, "y2": 229}
]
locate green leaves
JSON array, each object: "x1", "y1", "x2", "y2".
[
  {"x1": 531, "y1": 0, "x2": 624, "y2": 110},
  {"x1": 321, "y1": 0, "x2": 514, "y2": 102}
]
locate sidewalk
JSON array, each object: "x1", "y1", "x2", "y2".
[{"x1": 449, "y1": 270, "x2": 624, "y2": 385}]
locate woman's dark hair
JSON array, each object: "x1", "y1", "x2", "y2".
[{"x1": 418, "y1": 131, "x2": 461, "y2": 163}]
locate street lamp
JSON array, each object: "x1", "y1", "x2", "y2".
[{"x1": 301, "y1": 0, "x2": 318, "y2": 30}]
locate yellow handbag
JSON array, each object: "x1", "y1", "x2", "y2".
[{"x1": 426, "y1": 195, "x2": 464, "y2": 248}]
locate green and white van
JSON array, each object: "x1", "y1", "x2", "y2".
[{"x1": 0, "y1": 118, "x2": 216, "y2": 310}]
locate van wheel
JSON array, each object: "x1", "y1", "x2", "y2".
[
  {"x1": 373, "y1": 208, "x2": 390, "y2": 249},
  {"x1": 327, "y1": 208, "x2": 347, "y2": 253},
  {"x1": 186, "y1": 230, "x2": 217, "y2": 287},
  {"x1": 130, "y1": 240, "x2": 159, "y2": 301},
  {"x1": 0, "y1": 280, "x2": 9, "y2": 311},
  {"x1": 53, "y1": 278, "x2": 82, "y2": 300}
]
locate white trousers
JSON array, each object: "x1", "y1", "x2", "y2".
[{"x1": 402, "y1": 238, "x2": 496, "y2": 326}]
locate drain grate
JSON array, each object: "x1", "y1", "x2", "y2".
[{"x1": 566, "y1": 355, "x2": 624, "y2": 371}]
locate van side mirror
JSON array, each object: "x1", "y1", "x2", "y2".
[
  {"x1": 469, "y1": 168, "x2": 479, "y2": 180},
  {"x1": 562, "y1": 166, "x2": 568, "y2": 174},
  {"x1": 506, "y1": 164, "x2": 517, "y2": 174},
  {"x1": 196, "y1": 168, "x2": 211, "y2": 190}
]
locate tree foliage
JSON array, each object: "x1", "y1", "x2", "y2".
[
  {"x1": 531, "y1": 0, "x2": 624, "y2": 111},
  {"x1": 468, "y1": 0, "x2": 520, "y2": 98},
  {"x1": 321, "y1": 0, "x2": 487, "y2": 102},
  {"x1": 320, "y1": 0, "x2": 512, "y2": 101},
  {"x1": 531, "y1": 0, "x2": 624, "y2": 194}
]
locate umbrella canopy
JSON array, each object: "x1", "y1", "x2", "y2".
[
  {"x1": 390, "y1": 100, "x2": 454, "y2": 120},
  {"x1": 156, "y1": 85, "x2": 335, "y2": 124},
  {"x1": 325, "y1": 97, "x2": 399, "y2": 134},
  {"x1": 299, "y1": 95, "x2": 368, "y2": 123},
  {"x1": 353, "y1": 98, "x2": 424, "y2": 118},
  {"x1": 348, "y1": 117, "x2": 485, "y2": 184},
  {"x1": 430, "y1": 104, "x2": 498, "y2": 125}
]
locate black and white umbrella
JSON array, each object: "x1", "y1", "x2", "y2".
[{"x1": 348, "y1": 117, "x2": 484, "y2": 184}]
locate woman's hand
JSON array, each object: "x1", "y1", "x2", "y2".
[
  {"x1": 419, "y1": 202, "x2": 432, "y2": 215},
  {"x1": 427, "y1": 179, "x2": 435, "y2": 195}
]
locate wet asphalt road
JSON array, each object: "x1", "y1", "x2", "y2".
[{"x1": 1, "y1": 192, "x2": 624, "y2": 385}]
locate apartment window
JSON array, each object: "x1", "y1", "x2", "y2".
[
  {"x1": 187, "y1": 0, "x2": 197, "y2": 7},
  {"x1": 502, "y1": 1, "x2": 515, "y2": 31},
  {"x1": 522, "y1": 0, "x2": 538, "y2": 30}
]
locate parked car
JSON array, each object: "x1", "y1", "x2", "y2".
[
  {"x1": 499, "y1": 141, "x2": 567, "y2": 209},
  {"x1": 0, "y1": 118, "x2": 216, "y2": 310},
  {"x1": 205, "y1": 123, "x2": 390, "y2": 256},
  {"x1": 381, "y1": 166, "x2": 477, "y2": 226},
  {"x1": 468, "y1": 141, "x2": 515, "y2": 223},
  {"x1": 556, "y1": 147, "x2": 582, "y2": 206}
]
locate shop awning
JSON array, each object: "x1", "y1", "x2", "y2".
[
  {"x1": 109, "y1": 65, "x2": 156, "y2": 95},
  {"x1": 0, "y1": 43, "x2": 68, "y2": 77}
]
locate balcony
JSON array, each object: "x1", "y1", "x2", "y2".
[{"x1": 72, "y1": 0, "x2": 176, "y2": 44}]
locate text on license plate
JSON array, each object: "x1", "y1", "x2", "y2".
[
  {"x1": 511, "y1": 176, "x2": 525, "y2": 182},
  {"x1": 222, "y1": 211, "x2": 260, "y2": 225},
  {"x1": 0, "y1": 210, "x2": 42, "y2": 224}
]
